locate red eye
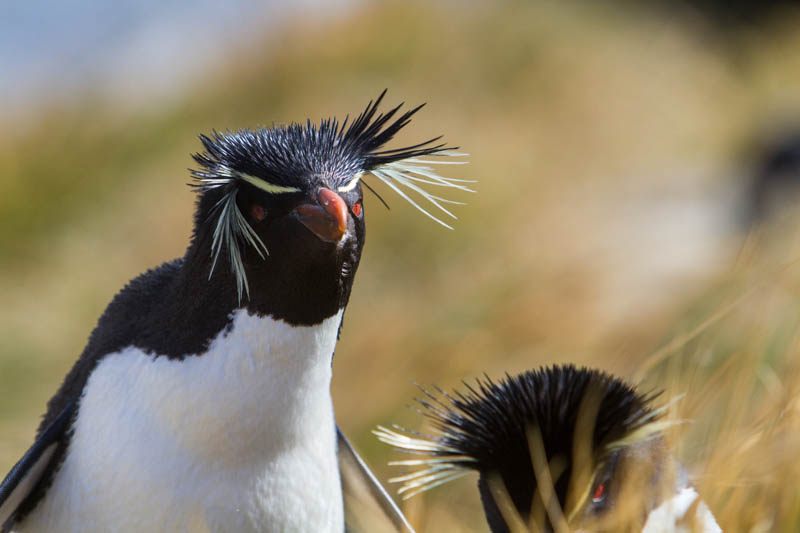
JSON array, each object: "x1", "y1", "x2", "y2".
[
  {"x1": 592, "y1": 482, "x2": 606, "y2": 503},
  {"x1": 352, "y1": 201, "x2": 362, "y2": 217},
  {"x1": 251, "y1": 205, "x2": 267, "y2": 222}
]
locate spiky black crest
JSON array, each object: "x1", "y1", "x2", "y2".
[
  {"x1": 427, "y1": 366, "x2": 654, "y2": 470},
  {"x1": 376, "y1": 365, "x2": 660, "y2": 499},
  {"x1": 188, "y1": 91, "x2": 473, "y2": 302},
  {"x1": 191, "y1": 90, "x2": 454, "y2": 192}
]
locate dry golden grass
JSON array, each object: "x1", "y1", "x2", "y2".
[{"x1": 2, "y1": 1, "x2": 800, "y2": 531}]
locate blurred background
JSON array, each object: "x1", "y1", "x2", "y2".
[{"x1": 3, "y1": 0, "x2": 800, "y2": 530}]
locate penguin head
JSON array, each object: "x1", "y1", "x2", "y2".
[
  {"x1": 187, "y1": 91, "x2": 472, "y2": 316},
  {"x1": 377, "y1": 365, "x2": 685, "y2": 532}
]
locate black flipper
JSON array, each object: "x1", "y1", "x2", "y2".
[
  {"x1": 0, "y1": 400, "x2": 75, "y2": 532},
  {"x1": 337, "y1": 427, "x2": 415, "y2": 533}
]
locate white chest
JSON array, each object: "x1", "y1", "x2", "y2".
[{"x1": 18, "y1": 310, "x2": 345, "y2": 533}]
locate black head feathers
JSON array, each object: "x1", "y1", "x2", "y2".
[
  {"x1": 376, "y1": 365, "x2": 672, "y2": 532},
  {"x1": 189, "y1": 91, "x2": 473, "y2": 302}
]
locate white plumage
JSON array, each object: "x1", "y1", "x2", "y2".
[{"x1": 15, "y1": 310, "x2": 344, "y2": 533}]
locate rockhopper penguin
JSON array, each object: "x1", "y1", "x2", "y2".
[
  {"x1": 376, "y1": 365, "x2": 721, "y2": 532},
  {"x1": 0, "y1": 91, "x2": 471, "y2": 532}
]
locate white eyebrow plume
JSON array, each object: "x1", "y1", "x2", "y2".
[
  {"x1": 208, "y1": 188, "x2": 268, "y2": 302},
  {"x1": 369, "y1": 151, "x2": 475, "y2": 229},
  {"x1": 373, "y1": 425, "x2": 475, "y2": 499}
]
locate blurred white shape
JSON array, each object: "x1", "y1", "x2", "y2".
[
  {"x1": 641, "y1": 487, "x2": 722, "y2": 533},
  {"x1": 0, "y1": 0, "x2": 358, "y2": 123}
]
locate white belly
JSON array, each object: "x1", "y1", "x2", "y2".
[{"x1": 17, "y1": 310, "x2": 345, "y2": 533}]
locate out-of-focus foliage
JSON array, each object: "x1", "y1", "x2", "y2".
[{"x1": 2, "y1": 1, "x2": 800, "y2": 530}]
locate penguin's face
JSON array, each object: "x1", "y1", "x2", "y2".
[
  {"x1": 237, "y1": 176, "x2": 365, "y2": 264},
  {"x1": 186, "y1": 160, "x2": 369, "y2": 324},
  {"x1": 235, "y1": 177, "x2": 367, "y2": 306}
]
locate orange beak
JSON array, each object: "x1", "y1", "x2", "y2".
[{"x1": 292, "y1": 188, "x2": 348, "y2": 243}]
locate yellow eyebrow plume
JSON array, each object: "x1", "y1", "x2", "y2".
[
  {"x1": 238, "y1": 172, "x2": 301, "y2": 194},
  {"x1": 337, "y1": 173, "x2": 363, "y2": 193}
]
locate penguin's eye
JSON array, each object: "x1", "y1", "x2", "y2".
[
  {"x1": 592, "y1": 482, "x2": 606, "y2": 504},
  {"x1": 251, "y1": 204, "x2": 267, "y2": 222},
  {"x1": 588, "y1": 476, "x2": 611, "y2": 514},
  {"x1": 352, "y1": 201, "x2": 363, "y2": 217},
  {"x1": 588, "y1": 451, "x2": 620, "y2": 512}
]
